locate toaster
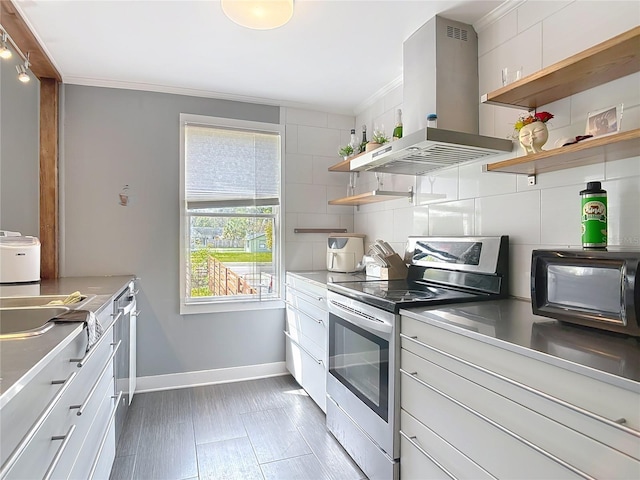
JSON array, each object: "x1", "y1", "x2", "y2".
[
  {"x1": 327, "y1": 233, "x2": 365, "y2": 273},
  {"x1": 0, "y1": 234, "x2": 41, "y2": 284}
]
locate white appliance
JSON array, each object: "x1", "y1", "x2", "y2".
[
  {"x1": 326, "y1": 234, "x2": 365, "y2": 273},
  {"x1": 0, "y1": 233, "x2": 41, "y2": 284}
]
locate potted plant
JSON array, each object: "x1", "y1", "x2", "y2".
[
  {"x1": 338, "y1": 144, "x2": 354, "y2": 160},
  {"x1": 366, "y1": 129, "x2": 390, "y2": 152},
  {"x1": 512, "y1": 111, "x2": 554, "y2": 154}
]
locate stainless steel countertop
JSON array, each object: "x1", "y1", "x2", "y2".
[
  {"x1": 0, "y1": 275, "x2": 135, "y2": 407},
  {"x1": 286, "y1": 270, "x2": 368, "y2": 288},
  {"x1": 401, "y1": 298, "x2": 640, "y2": 392}
]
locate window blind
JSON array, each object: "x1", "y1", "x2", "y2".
[{"x1": 185, "y1": 124, "x2": 280, "y2": 209}]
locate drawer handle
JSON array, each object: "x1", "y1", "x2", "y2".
[
  {"x1": 400, "y1": 333, "x2": 640, "y2": 438},
  {"x1": 285, "y1": 301, "x2": 325, "y2": 325},
  {"x1": 71, "y1": 313, "x2": 118, "y2": 367},
  {"x1": 0, "y1": 371, "x2": 78, "y2": 478},
  {"x1": 70, "y1": 340, "x2": 121, "y2": 415},
  {"x1": 88, "y1": 391, "x2": 123, "y2": 480},
  {"x1": 285, "y1": 283, "x2": 324, "y2": 302},
  {"x1": 284, "y1": 330, "x2": 323, "y2": 366},
  {"x1": 400, "y1": 368, "x2": 596, "y2": 480},
  {"x1": 399, "y1": 430, "x2": 458, "y2": 480},
  {"x1": 43, "y1": 424, "x2": 77, "y2": 480},
  {"x1": 400, "y1": 427, "x2": 497, "y2": 480}
]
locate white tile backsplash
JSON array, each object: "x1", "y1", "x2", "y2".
[
  {"x1": 475, "y1": 190, "x2": 541, "y2": 245},
  {"x1": 428, "y1": 199, "x2": 476, "y2": 236},
  {"x1": 285, "y1": 108, "x2": 328, "y2": 128},
  {"x1": 604, "y1": 177, "x2": 640, "y2": 247},
  {"x1": 542, "y1": 0, "x2": 640, "y2": 66},
  {"x1": 540, "y1": 185, "x2": 582, "y2": 246},
  {"x1": 459, "y1": 160, "x2": 517, "y2": 199},
  {"x1": 296, "y1": 125, "x2": 342, "y2": 158},
  {"x1": 285, "y1": 153, "x2": 313, "y2": 184}
]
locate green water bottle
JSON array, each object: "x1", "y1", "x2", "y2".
[{"x1": 580, "y1": 181, "x2": 607, "y2": 248}]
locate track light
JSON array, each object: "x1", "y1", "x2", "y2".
[
  {"x1": 16, "y1": 52, "x2": 30, "y2": 83},
  {"x1": 0, "y1": 32, "x2": 12, "y2": 59}
]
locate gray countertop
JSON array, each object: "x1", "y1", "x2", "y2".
[
  {"x1": 286, "y1": 270, "x2": 368, "y2": 288},
  {"x1": 401, "y1": 298, "x2": 640, "y2": 392},
  {"x1": 0, "y1": 275, "x2": 134, "y2": 407}
]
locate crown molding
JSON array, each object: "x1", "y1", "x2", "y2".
[
  {"x1": 354, "y1": 74, "x2": 403, "y2": 116},
  {"x1": 473, "y1": 0, "x2": 525, "y2": 32}
]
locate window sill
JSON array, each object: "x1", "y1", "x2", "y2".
[{"x1": 180, "y1": 298, "x2": 285, "y2": 315}]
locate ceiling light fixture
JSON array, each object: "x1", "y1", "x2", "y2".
[
  {"x1": 0, "y1": 31, "x2": 12, "y2": 59},
  {"x1": 221, "y1": 0, "x2": 294, "y2": 30},
  {"x1": 16, "y1": 52, "x2": 30, "y2": 83}
]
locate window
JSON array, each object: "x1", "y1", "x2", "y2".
[{"x1": 179, "y1": 114, "x2": 283, "y2": 314}]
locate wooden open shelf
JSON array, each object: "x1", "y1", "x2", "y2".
[
  {"x1": 481, "y1": 26, "x2": 640, "y2": 110},
  {"x1": 328, "y1": 189, "x2": 413, "y2": 206},
  {"x1": 484, "y1": 129, "x2": 640, "y2": 175},
  {"x1": 328, "y1": 151, "x2": 368, "y2": 172}
]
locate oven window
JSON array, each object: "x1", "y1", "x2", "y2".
[{"x1": 329, "y1": 313, "x2": 389, "y2": 421}]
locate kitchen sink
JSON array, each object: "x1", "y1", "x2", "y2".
[
  {"x1": 0, "y1": 306, "x2": 71, "y2": 339},
  {"x1": 0, "y1": 294, "x2": 89, "y2": 309}
]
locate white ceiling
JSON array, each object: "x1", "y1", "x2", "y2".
[{"x1": 15, "y1": 0, "x2": 505, "y2": 114}]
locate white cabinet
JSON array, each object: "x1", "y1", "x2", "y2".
[
  {"x1": 285, "y1": 273, "x2": 328, "y2": 412},
  {"x1": 399, "y1": 315, "x2": 640, "y2": 480},
  {"x1": 0, "y1": 283, "x2": 134, "y2": 480}
]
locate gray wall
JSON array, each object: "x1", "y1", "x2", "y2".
[
  {"x1": 0, "y1": 48, "x2": 40, "y2": 236},
  {"x1": 61, "y1": 85, "x2": 284, "y2": 377}
]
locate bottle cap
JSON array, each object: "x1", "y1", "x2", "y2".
[
  {"x1": 427, "y1": 114, "x2": 437, "y2": 120},
  {"x1": 586, "y1": 181, "x2": 601, "y2": 190},
  {"x1": 350, "y1": 129, "x2": 355, "y2": 134}
]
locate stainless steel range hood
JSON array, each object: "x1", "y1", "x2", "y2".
[
  {"x1": 350, "y1": 126, "x2": 512, "y2": 175},
  {"x1": 352, "y1": 15, "x2": 513, "y2": 175}
]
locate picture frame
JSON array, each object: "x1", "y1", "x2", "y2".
[{"x1": 585, "y1": 104, "x2": 623, "y2": 138}]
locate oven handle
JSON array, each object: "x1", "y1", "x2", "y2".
[{"x1": 329, "y1": 300, "x2": 393, "y2": 336}]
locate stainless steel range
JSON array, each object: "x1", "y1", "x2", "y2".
[{"x1": 326, "y1": 236, "x2": 509, "y2": 480}]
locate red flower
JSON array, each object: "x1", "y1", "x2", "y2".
[{"x1": 534, "y1": 111, "x2": 554, "y2": 123}]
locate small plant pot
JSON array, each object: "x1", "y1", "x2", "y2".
[{"x1": 365, "y1": 142, "x2": 381, "y2": 152}]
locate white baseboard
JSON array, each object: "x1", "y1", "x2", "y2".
[{"x1": 135, "y1": 361, "x2": 288, "y2": 393}]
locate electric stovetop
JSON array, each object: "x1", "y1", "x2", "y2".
[
  {"x1": 327, "y1": 279, "x2": 491, "y2": 313},
  {"x1": 327, "y1": 235, "x2": 510, "y2": 313}
]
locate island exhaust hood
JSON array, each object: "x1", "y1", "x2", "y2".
[{"x1": 351, "y1": 16, "x2": 512, "y2": 175}]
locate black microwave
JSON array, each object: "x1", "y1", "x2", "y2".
[{"x1": 531, "y1": 249, "x2": 640, "y2": 337}]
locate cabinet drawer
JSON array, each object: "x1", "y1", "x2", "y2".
[
  {"x1": 285, "y1": 274, "x2": 327, "y2": 304},
  {"x1": 401, "y1": 355, "x2": 583, "y2": 479},
  {"x1": 401, "y1": 316, "x2": 640, "y2": 450},
  {"x1": 51, "y1": 355, "x2": 116, "y2": 478},
  {"x1": 0, "y1": 330, "x2": 86, "y2": 472},
  {"x1": 401, "y1": 348, "x2": 640, "y2": 479},
  {"x1": 68, "y1": 383, "x2": 119, "y2": 480},
  {"x1": 400, "y1": 409, "x2": 494, "y2": 480},
  {"x1": 285, "y1": 334, "x2": 326, "y2": 412},
  {"x1": 285, "y1": 301, "x2": 326, "y2": 350}
]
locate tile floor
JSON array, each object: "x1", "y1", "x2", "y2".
[{"x1": 109, "y1": 375, "x2": 367, "y2": 480}]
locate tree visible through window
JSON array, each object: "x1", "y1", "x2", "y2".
[{"x1": 180, "y1": 115, "x2": 282, "y2": 310}]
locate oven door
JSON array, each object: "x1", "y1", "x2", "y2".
[{"x1": 326, "y1": 291, "x2": 398, "y2": 458}]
